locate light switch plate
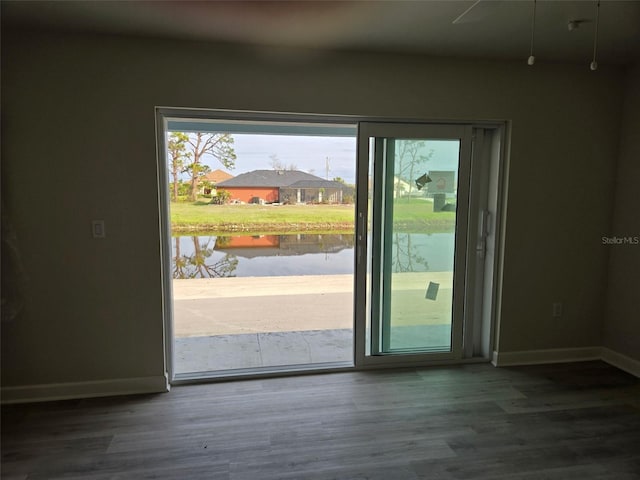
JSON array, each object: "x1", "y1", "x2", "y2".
[{"x1": 92, "y1": 220, "x2": 106, "y2": 238}]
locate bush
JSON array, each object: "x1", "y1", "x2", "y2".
[
  {"x1": 177, "y1": 182, "x2": 191, "y2": 197},
  {"x1": 210, "y1": 189, "x2": 231, "y2": 205}
]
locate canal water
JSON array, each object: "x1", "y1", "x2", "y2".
[{"x1": 172, "y1": 233, "x2": 455, "y2": 279}]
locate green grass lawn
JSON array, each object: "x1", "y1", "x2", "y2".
[
  {"x1": 170, "y1": 198, "x2": 455, "y2": 234},
  {"x1": 392, "y1": 198, "x2": 456, "y2": 230}
]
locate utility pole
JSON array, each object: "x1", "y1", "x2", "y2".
[{"x1": 326, "y1": 157, "x2": 330, "y2": 180}]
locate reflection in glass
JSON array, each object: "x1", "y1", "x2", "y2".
[{"x1": 382, "y1": 139, "x2": 460, "y2": 353}]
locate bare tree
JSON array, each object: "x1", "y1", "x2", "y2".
[
  {"x1": 167, "y1": 132, "x2": 191, "y2": 201},
  {"x1": 269, "y1": 154, "x2": 297, "y2": 171},
  {"x1": 185, "y1": 132, "x2": 236, "y2": 202},
  {"x1": 394, "y1": 140, "x2": 433, "y2": 199},
  {"x1": 269, "y1": 154, "x2": 284, "y2": 170}
]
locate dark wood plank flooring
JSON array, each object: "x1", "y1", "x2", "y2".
[{"x1": 2, "y1": 361, "x2": 639, "y2": 479}]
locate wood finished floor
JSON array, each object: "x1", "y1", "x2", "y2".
[{"x1": 2, "y1": 361, "x2": 639, "y2": 479}]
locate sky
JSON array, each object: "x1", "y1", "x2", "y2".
[
  {"x1": 181, "y1": 133, "x2": 460, "y2": 186},
  {"x1": 227, "y1": 134, "x2": 357, "y2": 183}
]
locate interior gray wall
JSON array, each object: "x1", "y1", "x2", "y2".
[
  {"x1": 604, "y1": 65, "x2": 640, "y2": 362},
  {"x1": 0, "y1": 29, "x2": 628, "y2": 389}
]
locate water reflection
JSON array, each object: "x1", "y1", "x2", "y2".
[
  {"x1": 391, "y1": 233, "x2": 430, "y2": 273},
  {"x1": 215, "y1": 233, "x2": 354, "y2": 258},
  {"x1": 172, "y1": 233, "x2": 453, "y2": 279},
  {"x1": 173, "y1": 236, "x2": 238, "y2": 279},
  {"x1": 172, "y1": 233, "x2": 354, "y2": 279}
]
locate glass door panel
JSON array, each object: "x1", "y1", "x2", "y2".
[
  {"x1": 358, "y1": 123, "x2": 472, "y2": 363},
  {"x1": 382, "y1": 138, "x2": 460, "y2": 353},
  {"x1": 159, "y1": 113, "x2": 358, "y2": 380}
]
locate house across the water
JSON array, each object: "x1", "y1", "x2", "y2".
[
  {"x1": 216, "y1": 169, "x2": 351, "y2": 204},
  {"x1": 200, "y1": 169, "x2": 234, "y2": 195}
]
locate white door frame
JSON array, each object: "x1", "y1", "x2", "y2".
[{"x1": 155, "y1": 108, "x2": 507, "y2": 382}]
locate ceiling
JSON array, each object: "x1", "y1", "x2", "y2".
[{"x1": 3, "y1": 0, "x2": 640, "y2": 65}]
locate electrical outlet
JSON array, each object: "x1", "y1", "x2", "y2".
[{"x1": 552, "y1": 302, "x2": 563, "y2": 318}]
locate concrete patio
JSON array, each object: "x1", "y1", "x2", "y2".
[{"x1": 172, "y1": 273, "x2": 453, "y2": 375}]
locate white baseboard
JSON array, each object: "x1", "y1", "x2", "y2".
[
  {"x1": 3, "y1": 348, "x2": 637, "y2": 405},
  {"x1": 1, "y1": 374, "x2": 169, "y2": 404},
  {"x1": 491, "y1": 347, "x2": 602, "y2": 367},
  {"x1": 492, "y1": 347, "x2": 640, "y2": 378},
  {"x1": 601, "y1": 348, "x2": 640, "y2": 378}
]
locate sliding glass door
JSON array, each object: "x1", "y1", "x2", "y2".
[
  {"x1": 157, "y1": 109, "x2": 500, "y2": 381},
  {"x1": 356, "y1": 124, "x2": 474, "y2": 364},
  {"x1": 157, "y1": 110, "x2": 358, "y2": 380}
]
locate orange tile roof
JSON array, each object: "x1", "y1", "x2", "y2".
[{"x1": 202, "y1": 169, "x2": 234, "y2": 184}]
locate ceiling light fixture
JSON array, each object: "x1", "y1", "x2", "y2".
[
  {"x1": 527, "y1": 0, "x2": 537, "y2": 65},
  {"x1": 590, "y1": 0, "x2": 601, "y2": 71}
]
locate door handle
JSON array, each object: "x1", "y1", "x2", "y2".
[
  {"x1": 480, "y1": 210, "x2": 491, "y2": 237},
  {"x1": 476, "y1": 210, "x2": 491, "y2": 259},
  {"x1": 357, "y1": 211, "x2": 365, "y2": 265}
]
